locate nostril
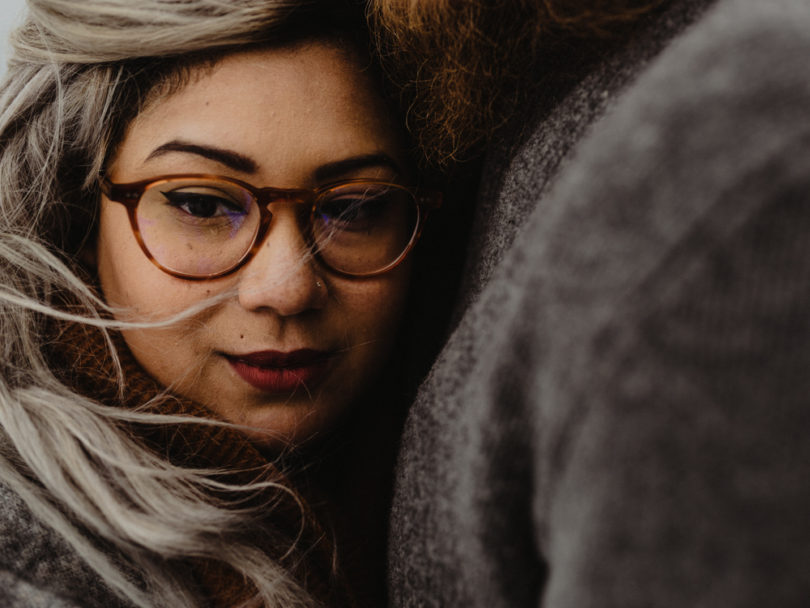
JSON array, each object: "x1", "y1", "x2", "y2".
[{"x1": 235, "y1": 213, "x2": 328, "y2": 316}]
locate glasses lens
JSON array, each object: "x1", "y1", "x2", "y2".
[
  {"x1": 312, "y1": 183, "x2": 419, "y2": 275},
  {"x1": 135, "y1": 178, "x2": 259, "y2": 277}
]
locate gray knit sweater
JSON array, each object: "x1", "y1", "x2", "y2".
[
  {"x1": 0, "y1": 482, "x2": 130, "y2": 607},
  {"x1": 389, "y1": 0, "x2": 810, "y2": 605}
]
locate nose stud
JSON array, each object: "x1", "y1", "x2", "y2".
[{"x1": 315, "y1": 280, "x2": 323, "y2": 289}]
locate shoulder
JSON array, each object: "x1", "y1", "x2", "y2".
[{"x1": 502, "y1": 1, "x2": 810, "y2": 601}]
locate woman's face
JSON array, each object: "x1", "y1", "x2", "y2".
[{"x1": 96, "y1": 43, "x2": 411, "y2": 446}]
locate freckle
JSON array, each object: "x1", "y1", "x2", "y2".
[
  {"x1": 240, "y1": 335, "x2": 244, "y2": 340},
  {"x1": 205, "y1": 289, "x2": 211, "y2": 295}
]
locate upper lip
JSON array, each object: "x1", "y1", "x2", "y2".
[{"x1": 225, "y1": 349, "x2": 332, "y2": 368}]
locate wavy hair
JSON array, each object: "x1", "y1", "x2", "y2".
[
  {"x1": 0, "y1": 1, "x2": 366, "y2": 606},
  {"x1": 367, "y1": 0, "x2": 665, "y2": 167}
]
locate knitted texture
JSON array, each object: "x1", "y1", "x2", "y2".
[{"x1": 389, "y1": 0, "x2": 810, "y2": 606}]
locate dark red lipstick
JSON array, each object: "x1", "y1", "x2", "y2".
[{"x1": 226, "y1": 349, "x2": 331, "y2": 393}]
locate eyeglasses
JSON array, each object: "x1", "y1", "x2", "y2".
[{"x1": 99, "y1": 174, "x2": 442, "y2": 280}]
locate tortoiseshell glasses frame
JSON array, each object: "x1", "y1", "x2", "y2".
[{"x1": 99, "y1": 174, "x2": 442, "y2": 280}]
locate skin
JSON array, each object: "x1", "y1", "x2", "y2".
[{"x1": 95, "y1": 42, "x2": 411, "y2": 447}]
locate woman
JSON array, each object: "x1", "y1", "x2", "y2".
[{"x1": 0, "y1": 1, "x2": 438, "y2": 606}]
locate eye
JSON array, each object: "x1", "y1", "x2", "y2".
[
  {"x1": 160, "y1": 189, "x2": 247, "y2": 219},
  {"x1": 316, "y1": 186, "x2": 395, "y2": 233}
]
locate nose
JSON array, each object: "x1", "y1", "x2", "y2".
[{"x1": 236, "y1": 207, "x2": 327, "y2": 316}]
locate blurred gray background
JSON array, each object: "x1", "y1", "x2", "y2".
[{"x1": 0, "y1": 0, "x2": 28, "y2": 75}]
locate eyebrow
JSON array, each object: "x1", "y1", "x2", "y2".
[
  {"x1": 313, "y1": 153, "x2": 402, "y2": 183},
  {"x1": 145, "y1": 141, "x2": 402, "y2": 182},
  {"x1": 146, "y1": 140, "x2": 259, "y2": 174}
]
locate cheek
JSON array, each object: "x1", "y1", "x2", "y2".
[
  {"x1": 95, "y1": 200, "x2": 205, "y2": 317},
  {"x1": 97, "y1": 201, "x2": 154, "y2": 311},
  {"x1": 95, "y1": 201, "x2": 223, "y2": 384},
  {"x1": 338, "y1": 264, "x2": 411, "y2": 348}
]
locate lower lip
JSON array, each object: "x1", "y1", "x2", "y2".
[{"x1": 227, "y1": 358, "x2": 330, "y2": 394}]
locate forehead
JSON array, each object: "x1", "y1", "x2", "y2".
[{"x1": 110, "y1": 42, "x2": 402, "y2": 183}]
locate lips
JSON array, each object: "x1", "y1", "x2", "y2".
[{"x1": 225, "y1": 349, "x2": 332, "y2": 393}]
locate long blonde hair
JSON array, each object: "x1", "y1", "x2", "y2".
[{"x1": 0, "y1": 1, "x2": 364, "y2": 606}]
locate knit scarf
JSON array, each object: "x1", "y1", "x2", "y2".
[{"x1": 45, "y1": 318, "x2": 352, "y2": 607}]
